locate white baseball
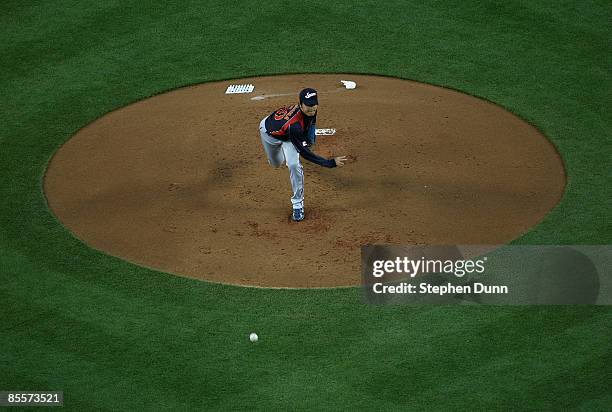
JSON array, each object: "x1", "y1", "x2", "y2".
[{"x1": 249, "y1": 333, "x2": 258, "y2": 343}]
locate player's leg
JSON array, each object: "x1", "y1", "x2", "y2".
[
  {"x1": 259, "y1": 118, "x2": 284, "y2": 168},
  {"x1": 281, "y1": 141, "x2": 304, "y2": 214}
]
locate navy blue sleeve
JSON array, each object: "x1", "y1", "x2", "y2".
[
  {"x1": 288, "y1": 123, "x2": 335, "y2": 168},
  {"x1": 307, "y1": 122, "x2": 316, "y2": 145}
]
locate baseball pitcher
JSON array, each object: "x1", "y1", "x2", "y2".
[{"x1": 259, "y1": 88, "x2": 347, "y2": 221}]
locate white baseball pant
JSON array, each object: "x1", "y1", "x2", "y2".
[{"x1": 259, "y1": 117, "x2": 304, "y2": 210}]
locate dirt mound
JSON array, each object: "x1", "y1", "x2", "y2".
[{"x1": 44, "y1": 74, "x2": 565, "y2": 287}]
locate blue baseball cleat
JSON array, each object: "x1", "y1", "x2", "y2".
[{"x1": 292, "y1": 208, "x2": 305, "y2": 222}]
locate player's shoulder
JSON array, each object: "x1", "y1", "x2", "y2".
[{"x1": 273, "y1": 104, "x2": 300, "y2": 120}]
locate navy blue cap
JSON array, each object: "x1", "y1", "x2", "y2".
[{"x1": 299, "y1": 88, "x2": 318, "y2": 106}]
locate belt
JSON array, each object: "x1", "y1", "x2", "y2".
[{"x1": 261, "y1": 117, "x2": 272, "y2": 136}]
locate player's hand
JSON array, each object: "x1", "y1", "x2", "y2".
[{"x1": 334, "y1": 156, "x2": 348, "y2": 167}]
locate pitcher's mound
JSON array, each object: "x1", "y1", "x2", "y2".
[{"x1": 44, "y1": 74, "x2": 565, "y2": 288}]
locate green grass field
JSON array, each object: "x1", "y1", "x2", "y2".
[{"x1": 1, "y1": 1, "x2": 611, "y2": 410}]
